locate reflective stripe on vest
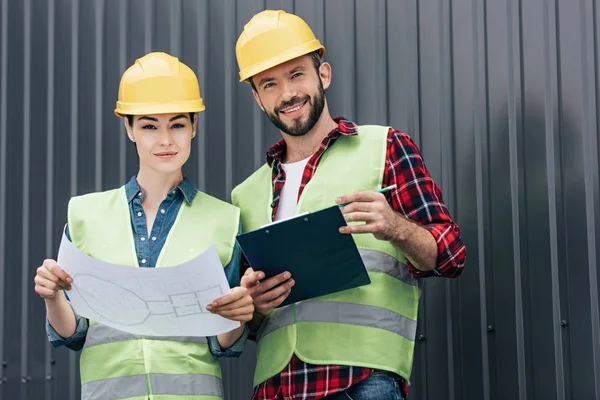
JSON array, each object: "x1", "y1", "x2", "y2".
[
  {"x1": 358, "y1": 248, "x2": 417, "y2": 287},
  {"x1": 81, "y1": 373, "x2": 223, "y2": 400},
  {"x1": 256, "y1": 248, "x2": 418, "y2": 342},
  {"x1": 84, "y1": 324, "x2": 209, "y2": 349},
  {"x1": 257, "y1": 301, "x2": 417, "y2": 342}
]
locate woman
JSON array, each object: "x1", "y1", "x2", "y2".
[{"x1": 33, "y1": 52, "x2": 252, "y2": 400}]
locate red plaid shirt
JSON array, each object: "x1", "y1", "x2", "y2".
[{"x1": 251, "y1": 118, "x2": 466, "y2": 400}]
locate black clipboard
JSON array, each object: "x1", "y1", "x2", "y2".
[{"x1": 236, "y1": 205, "x2": 371, "y2": 307}]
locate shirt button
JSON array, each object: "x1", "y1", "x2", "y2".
[
  {"x1": 140, "y1": 237, "x2": 145, "y2": 241},
  {"x1": 141, "y1": 259, "x2": 147, "y2": 264},
  {"x1": 160, "y1": 209, "x2": 165, "y2": 214},
  {"x1": 138, "y1": 193, "x2": 142, "y2": 197},
  {"x1": 152, "y1": 237, "x2": 157, "y2": 241},
  {"x1": 137, "y1": 212, "x2": 142, "y2": 217},
  {"x1": 270, "y1": 202, "x2": 275, "y2": 208},
  {"x1": 172, "y1": 190, "x2": 176, "y2": 194}
]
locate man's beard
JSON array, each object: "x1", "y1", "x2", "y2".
[{"x1": 265, "y1": 79, "x2": 326, "y2": 137}]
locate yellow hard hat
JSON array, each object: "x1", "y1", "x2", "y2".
[
  {"x1": 236, "y1": 10, "x2": 326, "y2": 82},
  {"x1": 114, "y1": 52, "x2": 205, "y2": 118}
]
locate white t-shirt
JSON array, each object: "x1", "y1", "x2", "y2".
[{"x1": 274, "y1": 156, "x2": 311, "y2": 221}]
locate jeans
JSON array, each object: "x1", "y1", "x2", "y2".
[{"x1": 326, "y1": 372, "x2": 405, "y2": 400}]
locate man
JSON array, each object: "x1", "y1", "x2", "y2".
[{"x1": 233, "y1": 10, "x2": 466, "y2": 400}]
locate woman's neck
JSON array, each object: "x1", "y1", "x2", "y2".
[{"x1": 136, "y1": 168, "x2": 184, "y2": 209}]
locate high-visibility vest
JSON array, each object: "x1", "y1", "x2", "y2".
[
  {"x1": 68, "y1": 187, "x2": 240, "y2": 400},
  {"x1": 232, "y1": 125, "x2": 421, "y2": 387}
]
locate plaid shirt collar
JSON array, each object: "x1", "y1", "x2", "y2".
[{"x1": 265, "y1": 117, "x2": 359, "y2": 167}]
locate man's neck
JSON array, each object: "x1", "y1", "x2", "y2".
[
  {"x1": 136, "y1": 168, "x2": 184, "y2": 209},
  {"x1": 281, "y1": 108, "x2": 338, "y2": 163}
]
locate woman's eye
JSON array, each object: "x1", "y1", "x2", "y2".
[
  {"x1": 142, "y1": 125, "x2": 157, "y2": 130},
  {"x1": 171, "y1": 123, "x2": 185, "y2": 129}
]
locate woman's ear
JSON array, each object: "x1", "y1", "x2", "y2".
[{"x1": 124, "y1": 117, "x2": 135, "y2": 142}]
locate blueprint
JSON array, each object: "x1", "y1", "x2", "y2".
[{"x1": 56, "y1": 231, "x2": 239, "y2": 337}]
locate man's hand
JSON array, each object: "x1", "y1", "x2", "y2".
[
  {"x1": 241, "y1": 268, "x2": 295, "y2": 315},
  {"x1": 336, "y1": 190, "x2": 404, "y2": 241},
  {"x1": 207, "y1": 286, "x2": 254, "y2": 322},
  {"x1": 34, "y1": 259, "x2": 72, "y2": 300}
]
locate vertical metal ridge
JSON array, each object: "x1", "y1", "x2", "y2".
[
  {"x1": 94, "y1": 0, "x2": 104, "y2": 192},
  {"x1": 0, "y1": 0, "x2": 8, "y2": 386},
  {"x1": 69, "y1": 1, "x2": 79, "y2": 398},
  {"x1": 414, "y1": 0, "x2": 422, "y2": 146},
  {"x1": 20, "y1": 0, "x2": 32, "y2": 384},
  {"x1": 543, "y1": 0, "x2": 566, "y2": 398},
  {"x1": 352, "y1": 0, "x2": 357, "y2": 120},
  {"x1": 144, "y1": 0, "x2": 152, "y2": 54},
  {"x1": 581, "y1": 0, "x2": 600, "y2": 397},
  {"x1": 170, "y1": 0, "x2": 181, "y2": 56},
  {"x1": 384, "y1": 0, "x2": 390, "y2": 124},
  {"x1": 195, "y1": 0, "x2": 207, "y2": 191},
  {"x1": 223, "y1": 0, "x2": 235, "y2": 200},
  {"x1": 506, "y1": 0, "x2": 527, "y2": 398},
  {"x1": 474, "y1": 0, "x2": 491, "y2": 398},
  {"x1": 118, "y1": 0, "x2": 127, "y2": 182},
  {"x1": 439, "y1": 0, "x2": 455, "y2": 397},
  {"x1": 45, "y1": 0, "x2": 55, "y2": 393}
]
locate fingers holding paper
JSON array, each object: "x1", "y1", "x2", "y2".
[
  {"x1": 34, "y1": 259, "x2": 73, "y2": 299},
  {"x1": 207, "y1": 286, "x2": 254, "y2": 322},
  {"x1": 241, "y1": 267, "x2": 295, "y2": 314}
]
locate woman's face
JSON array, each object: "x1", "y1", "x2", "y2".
[{"x1": 125, "y1": 113, "x2": 196, "y2": 175}]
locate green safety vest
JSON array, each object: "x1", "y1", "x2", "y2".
[
  {"x1": 68, "y1": 186, "x2": 240, "y2": 400},
  {"x1": 232, "y1": 125, "x2": 421, "y2": 387}
]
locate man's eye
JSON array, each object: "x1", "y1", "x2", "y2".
[
  {"x1": 292, "y1": 72, "x2": 303, "y2": 79},
  {"x1": 264, "y1": 82, "x2": 275, "y2": 89}
]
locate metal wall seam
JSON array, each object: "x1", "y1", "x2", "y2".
[
  {"x1": 119, "y1": 0, "x2": 127, "y2": 182},
  {"x1": 44, "y1": 0, "x2": 55, "y2": 395},
  {"x1": 20, "y1": 0, "x2": 32, "y2": 385},
  {"x1": 543, "y1": 0, "x2": 566, "y2": 397},
  {"x1": 440, "y1": 0, "x2": 456, "y2": 397},
  {"x1": 0, "y1": 0, "x2": 8, "y2": 386},
  {"x1": 581, "y1": 0, "x2": 600, "y2": 397},
  {"x1": 94, "y1": 0, "x2": 104, "y2": 192},
  {"x1": 224, "y1": 0, "x2": 235, "y2": 201},
  {"x1": 68, "y1": 1, "x2": 79, "y2": 398},
  {"x1": 506, "y1": 0, "x2": 528, "y2": 397},
  {"x1": 195, "y1": 0, "x2": 208, "y2": 192},
  {"x1": 170, "y1": 0, "x2": 182, "y2": 56},
  {"x1": 474, "y1": 0, "x2": 491, "y2": 398}
]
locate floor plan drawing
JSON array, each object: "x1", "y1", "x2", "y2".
[{"x1": 57, "y1": 233, "x2": 239, "y2": 337}]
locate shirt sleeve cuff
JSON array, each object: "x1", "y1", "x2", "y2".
[
  {"x1": 207, "y1": 324, "x2": 249, "y2": 358},
  {"x1": 406, "y1": 223, "x2": 462, "y2": 278},
  {"x1": 46, "y1": 305, "x2": 88, "y2": 351}
]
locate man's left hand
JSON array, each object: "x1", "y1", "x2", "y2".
[{"x1": 336, "y1": 190, "x2": 402, "y2": 241}]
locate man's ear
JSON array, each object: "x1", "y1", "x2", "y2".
[
  {"x1": 319, "y1": 62, "x2": 332, "y2": 90},
  {"x1": 124, "y1": 117, "x2": 135, "y2": 142},
  {"x1": 252, "y1": 88, "x2": 266, "y2": 112}
]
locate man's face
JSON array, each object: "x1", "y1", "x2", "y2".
[{"x1": 251, "y1": 55, "x2": 328, "y2": 136}]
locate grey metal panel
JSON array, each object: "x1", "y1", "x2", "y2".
[{"x1": 1, "y1": 0, "x2": 600, "y2": 399}]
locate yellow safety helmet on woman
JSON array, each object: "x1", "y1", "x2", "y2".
[
  {"x1": 114, "y1": 52, "x2": 205, "y2": 117},
  {"x1": 236, "y1": 10, "x2": 326, "y2": 82}
]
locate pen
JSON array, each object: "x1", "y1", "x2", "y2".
[{"x1": 338, "y1": 184, "x2": 397, "y2": 207}]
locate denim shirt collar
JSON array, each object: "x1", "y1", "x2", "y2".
[{"x1": 125, "y1": 176, "x2": 198, "y2": 204}]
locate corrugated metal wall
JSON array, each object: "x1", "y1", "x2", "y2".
[{"x1": 0, "y1": 0, "x2": 598, "y2": 399}]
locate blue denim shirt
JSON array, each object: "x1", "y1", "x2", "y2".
[{"x1": 46, "y1": 176, "x2": 247, "y2": 357}]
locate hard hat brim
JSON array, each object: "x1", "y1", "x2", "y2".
[
  {"x1": 114, "y1": 100, "x2": 205, "y2": 118},
  {"x1": 239, "y1": 42, "x2": 325, "y2": 83}
]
